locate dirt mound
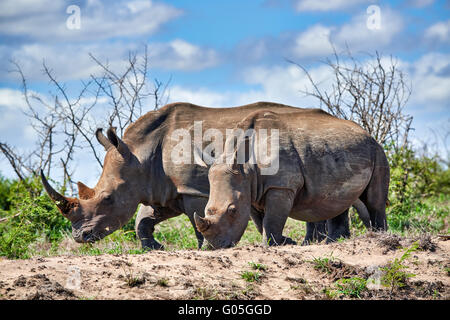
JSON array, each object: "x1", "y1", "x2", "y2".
[
  {"x1": 10, "y1": 273, "x2": 75, "y2": 300},
  {"x1": 0, "y1": 233, "x2": 449, "y2": 300}
]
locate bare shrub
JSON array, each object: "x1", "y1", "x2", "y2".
[{"x1": 1, "y1": 46, "x2": 169, "y2": 195}]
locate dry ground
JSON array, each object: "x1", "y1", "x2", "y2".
[{"x1": 0, "y1": 232, "x2": 448, "y2": 300}]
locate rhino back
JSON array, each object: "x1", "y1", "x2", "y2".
[{"x1": 121, "y1": 102, "x2": 312, "y2": 201}]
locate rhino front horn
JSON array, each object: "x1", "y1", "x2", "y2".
[
  {"x1": 194, "y1": 212, "x2": 210, "y2": 233},
  {"x1": 40, "y1": 170, "x2": 77, "y2": 217}
]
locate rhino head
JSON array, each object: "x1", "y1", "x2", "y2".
[
  {"x1": 194, "y1": 135, "x2": 254, "y2": 249},
  {"x1": 41, "y1": 128, "x2": 144, "y2": 243}
]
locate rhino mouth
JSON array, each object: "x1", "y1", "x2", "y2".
[{"x1": 205, "y1": 239, "x2": 235, "y2": 250}]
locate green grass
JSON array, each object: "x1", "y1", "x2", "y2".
[
  {"x1": 123, "y1": 272, "x2": 146, "y2": 288},
  {"x1": 156, "y1": 278, "x2": 169, "y2": 287},
  {"x1": 240, "y1": 270, "x2": 263, "y2": 283},
  {"x1": 153, "y1": 215, "x2": 199, "y2": 250},
  {"x1": 325, "y1": 277, "x2": 368, "y2": 299},
  {"x1": 3, "y1": 197, "x2": 448, "y2": 258},
  {"x1": 381, "y1": 242, "x2": 419, "y2": 295},
  {"x1": 335, "y1": 277, "x2": 368, "y2": 298},
  {"x1": 248, "y1": 262, "x2": 268, "y2": 271},
  {"x1": 191, "y1": 287, "x2": 219, "y2": 300},
  {"x1": 0, "y1": 189, "x2": 448, "y2": 259},
  {"x1": 387, "y1": 196, "x2": 449, "y2": 235},
  {"x1": 241, "y1": 260, "x2": 269, "y2": 283},
  {"x1": 310, "y1": 253, "x2": 338, "y2": 274},
  {"x1": 444, "y1": 267, "x2": 450, "y2": 276}
]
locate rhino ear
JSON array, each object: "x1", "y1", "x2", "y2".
[
  {"x1": 230, "y1": 148, "x2": 240, "y2": 172},
  {"x1": 193, "y1": 144, "x2": 208, "y2": 168},
  {"x1": 230, "y1": 134, "x2": 255, "y2": 171},
  {"x1": 77, "y1": 181, "x2": 95, "y2": 200},
  {"x1": 106, "y1": 127, "x2": 130, "y2": 159}
]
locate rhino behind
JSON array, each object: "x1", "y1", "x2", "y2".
[{"x1": 196, "y1": 109, "x2": 389, "y2": 248}]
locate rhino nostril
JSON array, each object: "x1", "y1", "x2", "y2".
[{"x1": 81, "y1": 230, "x2": 93, "y2": 242}]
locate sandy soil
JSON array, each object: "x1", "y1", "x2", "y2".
[{"x1": 0, "y1": 233, "x2": 448, "y2": 300}]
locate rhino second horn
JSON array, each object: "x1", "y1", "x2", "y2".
[{"x1": 194, "y1": 212, "x2": 210, "y2": 233}]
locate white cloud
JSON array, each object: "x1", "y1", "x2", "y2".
[
  {"x1": 242, "y1": 64, "x2": 331, "y2": 103},
  {"x1": 0, "y1": 42, "x2": 131, "y2": 81},
  {"x1": 240, "y1": 53, "x2": 450, "y2": 117},
  {"x1": 424, "y1": 20, "x2": 450, "y2": 44},
  {"x1": 1, "y1": 39, "x2": 220, "y2": 82},
  {"x1": 0, "y1": 0, "x2": 61, "y2": 17},
  {"x1": 148, "y1": 39, "x2": 220, "y2": 71},
  {"x1": 0, "y1": 88, "x2": 37, "y2": 148},
  {"x1": 168, "y1": 63, "x2": 333, "y2": 108},
  {"x1": 408, "y1": 52, "x2": 450, "y2": 110},
  {"x1": 295, "y1": 0, "x2": 369, "y2": 12},
  {"x1": 0, "y1": 0, "x2": 182, "y2": 42},
  {"x1": 169, "y1": 86, "x2": 232, "y2": 107},
  {"x1": 332, "y1": 7, "x2": 404, "y2": 51},
  {"x1": 237, "y1": 7, "x2": 404, "y2": 63},
  {"x1": 0, "y1": 88, "x2": 29, "y2": 111},
  {"x1": 292, "y1": 25, "x2": 334, "y2": 58}
]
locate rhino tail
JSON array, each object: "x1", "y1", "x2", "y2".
[{"x1": 352, "y1": 198, "x2": 372, "y2": 230}]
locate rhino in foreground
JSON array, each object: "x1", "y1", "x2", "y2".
[
  {"x1": 194, "y1": 109, "x2": 389, "y2": 249},
  {"x1": 39, "y1": 102, "x2": 371, "y2": 248}
]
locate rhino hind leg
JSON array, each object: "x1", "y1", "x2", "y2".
[
  {"x1": 302, "y1": 221, "x2": 327, "y2": 245},
  {"x1": 360, "y1": 148, "x2": 389, "y2": 231},
  {"x1": 361, "y1": 181, "x2": 388, "y2": 231},
  {"x1": 325, "y1": 210, "x2": 350, "y2": 243},
  {"x1": 250, "y1": 207, "x2": 264, "y2": 235},
  {"x1": 352, "y1": 198, "x2": 372, "y2": 229}
]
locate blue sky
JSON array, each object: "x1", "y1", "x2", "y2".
[{"x1": 0, "y1": 0, "x2": 449, "y2": 184}]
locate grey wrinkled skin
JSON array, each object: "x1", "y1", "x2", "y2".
[
  {"x1": 40, "y1": 102, "x2": 361, "y2": 248},
  {"x1": 302, "y1": 198, "x2": 372, "y2": 245},
  {"x1": 196, "y1": 110, "x2": 389, "y2": 249}
]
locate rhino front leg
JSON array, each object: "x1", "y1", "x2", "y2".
[
  {"x1": 262, "y1": 189, "x2": 296, "y2": 246},
  {"x1": 135, "y1": 205, "x2": 181, "y2": 250}
]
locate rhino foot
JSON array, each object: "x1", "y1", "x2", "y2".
[
  {"x1": 141, "y1": 238, "x2": 165, "y2": 251},
  {"x1": 281, "y1": 236, "x2": 297, "y2": 245},
  {"x1": 325, "y1": 235, "x2": 349, "y2": 244},
  {"x1": 266, "y1": 236, "x2": 297, "y2": 246}
]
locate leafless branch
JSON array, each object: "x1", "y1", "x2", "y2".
[
  {"x1": 1, "y1": 46, "x2": 168, "y2": 195},
  {"x1": 291, "y1": 48, "x2": 413, "y2": 149}
]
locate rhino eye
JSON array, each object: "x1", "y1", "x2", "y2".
[
  {"x1": 227, "y1": 205, "x2": 237, "y2": 215},
  {"x1": 104, "y1": 195, "x2": 113, "y2": 203}
]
